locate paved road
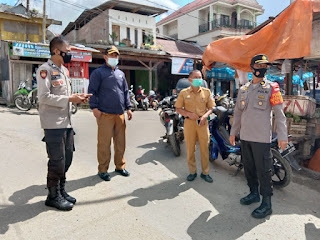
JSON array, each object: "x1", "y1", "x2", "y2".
[{"x1": 0, "y1": 106, "x2": 319, "y2": 240}]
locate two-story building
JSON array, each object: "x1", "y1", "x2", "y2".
[
  {"x1": 62, "y1": 0, "x2": 171, "y2": 94},
  {"x1": 62, "y1": 0, "x2": 167, "y2": 48},
  {"x1": 0, "y1": 3, "x2": 62, "y2": 105},
  {"x1": 157, "y1": 0, "x2": 264, "y2": 47}
]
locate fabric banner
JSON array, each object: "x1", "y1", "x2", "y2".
[{"x1": 202, "y1": 0, "x2": 320, "y2": 73}]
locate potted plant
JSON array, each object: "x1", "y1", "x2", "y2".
[{"x1": 109, "y1": 32, "x2": 118, "y2": 45}]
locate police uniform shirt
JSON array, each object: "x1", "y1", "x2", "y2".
[
  {"x1": 37, "y1": 59, "x2": 72, "y2": 129},
  {"x1": 175, "y1": 86, "x2": 215, "y2": 116},
  {"x1": 230, "y1": 80, "x2": 287, "y2": 143}
]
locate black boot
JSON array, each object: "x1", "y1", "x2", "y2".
[
  {"x1": 45, "y1": 186, "x2": 73, "y2": 211},
  {"x1": 251, "y1": 196, "x2": 272, "y2": 219},
  {"x1": 60, "y1": 180, "x2": 76, "y2": 204},
  {"x1": 240, "y1": 188, "x2": 260, "y2": 205}
]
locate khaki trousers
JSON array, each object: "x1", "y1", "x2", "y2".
[
  {"x1": 97, "y1": 113, "x2": 126, "y2": 173},
  {"x1": 184, "y1": 119, "x2": 210, "y2": 175}
]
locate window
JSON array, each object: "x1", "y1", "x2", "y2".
[
  {"x1": 135, "y1": 29, "x2": 138, "y2": 45},
  {"x1": 241, "y1": 19, "x2": 250, "y2": 28},
  {"x1": 127, "y1": 27, "x2": 130, "y2": 40},
  {"x1": 221, "y1": 15, "x2": 230, "y2": 27},
  {"x1": 4, "y1": 20, "x2": 25, "y2": 33}
]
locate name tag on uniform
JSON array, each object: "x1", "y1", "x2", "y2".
[
  {"x1": 51, "y1": 72, "x2": 61, "y2": 80},
  {"x1": 186, "y1": 95, "x2": 191, "y2": 99},
  {"x1": 258, "y1": 95, "x2": 265, "y2": 99},
  {"x1": 52, "y1": 79, "x2": 64, "y2": 87}
]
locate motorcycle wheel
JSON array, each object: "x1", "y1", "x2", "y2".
[
  {"x1": 71, "y1": 103, "x2": 78, "y2": 114},
  {"x1": 143, "y1": 102, "x2": 148, "y2": 111},
  {"x1": 168, "y1": 134, "x2": 181, "y2": 157},
  {"x1": 15, "y1": 95, "x2": 31, "y2": 111},
  {"x1": 271, "y1": 149, "x2": 292, "y2": 188}
]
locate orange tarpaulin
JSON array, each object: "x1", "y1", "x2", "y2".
[{"x1": 202, "y1": 0, "x2": 320, "y2": 73}]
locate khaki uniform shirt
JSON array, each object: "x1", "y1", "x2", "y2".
[
  {"x1": 37, "y1": 59, "x2": 72, "y2": 129},
  {"x1": 230, "y1": 80, "x2": 287, "y2": 143},
  {"x1": 175, "y1": 87, "x2": 215, "y2": 116}
]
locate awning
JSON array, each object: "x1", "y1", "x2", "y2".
[{"x1": 202, "y1": 0, "x2": 320, "y2": 73}]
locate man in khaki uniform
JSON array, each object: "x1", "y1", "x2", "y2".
[{"x1": 175, "y1": 70, "x2": 215, "y2": 183}]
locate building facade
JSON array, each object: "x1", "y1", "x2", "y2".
[
  {"x1": 157, "y1": 0, "x2": 264, "y2": 47},
  {"x1": 62, "y1": 0, "x2": 167, "y2": 48}
]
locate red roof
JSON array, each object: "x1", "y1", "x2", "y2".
[{"x1": 157, "y1": 0, "x2": 262, "y2": 26}]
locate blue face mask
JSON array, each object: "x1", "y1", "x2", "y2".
[
  {"x1": 107, "y1": 58, "x2": 119, "y2": 67},
  {"x1": 192, "y1": 78, "x2": 203, "y2": 87}
]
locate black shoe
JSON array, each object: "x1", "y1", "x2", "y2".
[
  {"x1": 115, "y1": 169, "x2": 130, "y2": 177},
  {"x1": 240, "y1": 190, "x2": 260, "y2": 205},
  {"x1": 187, "y1": 173, "x2": 197, "y2": 181},
  {"x1": 60, "y1": 180, "x2": 76, "y2": 204},
  {"x1": 200, "y1": 173, "x2": 213, "y2": 183},
  {"x1": 98, "y1": 172, "x2": 111, "y2": 181},
  {"x1": 251, "y1": 196, "x2": 272, "y2": 219},
  {"x1": 45, "y1": 186, "x2": 73, "y2": 211}
]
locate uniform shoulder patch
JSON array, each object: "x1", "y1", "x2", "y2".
[
  {"x1": 40, "y1": 70, "x2": 48, "y2": 79},
  {"x1": 270, "y1": 82, "x2": 283, "y2": 106}
]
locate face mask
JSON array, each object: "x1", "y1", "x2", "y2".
[
  {"x1": 59, "y1": 50, "x2": 72, "y2": 64},
  {"x1": 252, "y1": 67, "x2": 268, "y2": 78},
  {"x1": 32, "y1": 74, "x2": 36, "y2": 77},
  {"x1": 107, "y1": 58, "x2": 119, "y2": 67},
  {"x1": 192, "y1": 78, "x2": 203, "y2": 88}
]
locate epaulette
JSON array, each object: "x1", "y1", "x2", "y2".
[{"x1": 240, "y1": 82, "x2": 251, "y2": 90}]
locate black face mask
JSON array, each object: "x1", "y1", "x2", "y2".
[
  {"x1": 252, "y1": 67, "x2": 268, "y2": 78},
  {"x1": 59, "y1": 50, "x2": 72, "y2": 64}
]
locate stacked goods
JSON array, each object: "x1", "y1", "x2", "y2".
[{"x1": 285, "y1": 113, "x2": 307, "y2": 138}]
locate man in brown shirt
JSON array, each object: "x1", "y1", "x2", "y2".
[{"x1": 175, "y1": 70, "x2": 215, "y2": 183}]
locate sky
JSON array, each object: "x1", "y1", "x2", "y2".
[{"x1": 1, "y1": 0, "x2": 291, "y2": 34}]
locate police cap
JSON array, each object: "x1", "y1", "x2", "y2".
[{"x1": 250, "y1": 54, "x2": 271, "y2": 66}]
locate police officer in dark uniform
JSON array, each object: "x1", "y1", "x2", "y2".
[
  {"x1": 229, "y1": 54, "x2": 288, "y2": 218},
  {"x1": 37, "y1": 36, "x2": 91, "y2": 211}
]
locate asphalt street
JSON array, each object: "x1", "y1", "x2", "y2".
[{"x1": 0, "y1": 106, "x2": 319, "y2": 240}]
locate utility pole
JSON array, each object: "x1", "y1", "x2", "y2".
[
  {"x1": 42, "y1": 0, "x2": 46, "y2": 43},
  {"x1": 26, "y1": 0, "x2": 30, "y2": 41}
]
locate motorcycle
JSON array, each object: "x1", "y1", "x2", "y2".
[
  {"x1": 14, "y1": 79, "x2": 38, "y2": 111},
  {"x1": 148, "y1": 90, "x2": 159, "y2": 110},
  {"x1": 157, "y1": 95, "x2": 184, "y2": 156},
  {"x1": 136, "y1": 89, "x2": 149, "y2": 111},
  {"x1": 129, "y1": 85, "x2": 139, "y2": 112},
  {"x1": 209, "y1": 106, "x2": 295, "y2": 188}
]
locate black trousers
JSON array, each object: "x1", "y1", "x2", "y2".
[
  {"x1": 241, "y1": 140, "x2": 273, "y2": 197},
  {"x1": 43, "y1": 128, "x2": 75, "y2": 188}
]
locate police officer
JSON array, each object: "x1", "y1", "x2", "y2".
[
  {"x1": 229, "y1": 54, "x2": 288, "y2": 218},
  {"x1": 175, "y1": 70, "x2": 215, "y2": 183},
  {"x1": 37, "y1": 36, "x2": 90, "y2": 211},
  {"x1": 88, "y1": 46, "x2": 132, "y2": 181}
]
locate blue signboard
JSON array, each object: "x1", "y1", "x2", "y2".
[
  {"x1": 13, "y1": 42, "x2": 51, "y2": 58},
  {"x1": 171, "y1": 57, "x2": 194, "y2": 75}
]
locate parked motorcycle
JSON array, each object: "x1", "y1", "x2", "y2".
[
  {"x1": 148, "y1": 90, "x2": 159, "y2": 110},
  {"x1": 129, "y1": 85, "x2": 139, "y2": 112},
  {"x1": 14, "y1": 79, "x2": 38, "y2": 111},
  {"x1": 136, "y1": 88, "x2": 149, "y2": 111},
  {"x1": 156, "y1": 95, "x2": 184, "y2": 156},
  {"x1": 209, "y1": 106, "x2": 294, "y2": 188}
]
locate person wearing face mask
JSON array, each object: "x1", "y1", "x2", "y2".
[
  {"x1": 88, "y1": 46, "x2": 132, "y2": 182},
  {"x1": 175, "y1": 70, "x2": 215, "y2": 183},
  {"x1": 37, "y1": 36, "x2": 91, "y2": 211},
  {"x1": 229, "y1": 54, "x2": 288, "y2": 219}
]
